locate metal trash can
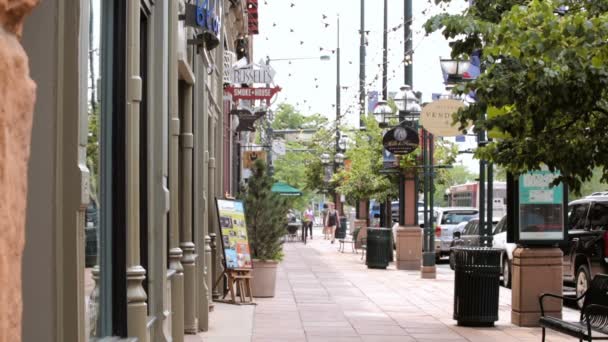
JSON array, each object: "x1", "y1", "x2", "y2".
[
  {"x1": 453, "y1": 247, "x2": 501, "y2": 326},
  {"x1": 366, "y1": 227, "x2": 392, "y2": 269},
  {"x1": 335, "y1": 216, "x2": 347, "y2": 239}
]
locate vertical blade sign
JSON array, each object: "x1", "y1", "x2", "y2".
[{"x1": 247, "y1": 0, "x2": 259, "y2": 34}]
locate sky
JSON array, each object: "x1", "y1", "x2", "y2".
[
  {"x1": 251, "y1": 0, "x2": 477, "y2": 172},
  {"x1": 252, "y1": 0, "x2": 469, "y2": 126}
]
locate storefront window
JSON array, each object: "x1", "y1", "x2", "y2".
[{"x1": 85, "y1": 0, "x2": 101, "y2": 337}]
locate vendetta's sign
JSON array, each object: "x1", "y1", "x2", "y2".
[{"x1": 225, "y1": 86, "x2": 281, "y2": 101}]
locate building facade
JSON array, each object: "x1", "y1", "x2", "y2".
[{"x1": 12, "y1": 0, "x2": 254, "y2": 341}]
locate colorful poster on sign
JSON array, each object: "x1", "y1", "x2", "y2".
[
  {"x1": 517, "y1": 170, "x2": 565, "y2": 242},
  {"x1": 216, "y1": 199, "x2": 252, "y2": 269}
]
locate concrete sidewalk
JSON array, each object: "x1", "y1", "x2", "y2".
[{"x1": 200, "y1": 227, "x2": 577, "y2": 342}]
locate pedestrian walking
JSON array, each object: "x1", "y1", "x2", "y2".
[
  {"x1": 321, "y1": 203, "x2": 329, "y2": 239},
  {"x1": 303, "y1": 206, "x2": 314, "y2": 239},
  {"x1": 325, "y1": 203, "x2": 340, "y2": 244}
]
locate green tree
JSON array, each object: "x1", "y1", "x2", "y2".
[
  {"x1": 271, "y1": 103, "x2": 328, "y2": 130},
  {"x1": 337, "y1": 115, "x2": 398, "y2": 204},
  {"x1": 425, "y1": 0, "x2": 608, "y2": 192},
  {"x1": 241, "y1": 159, "x2": 287, "y2": 261}
]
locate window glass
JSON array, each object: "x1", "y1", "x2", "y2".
[
  {"x1": 493, "y1": 216, "x2": 506, "y2": 235},
  {"x1": 85, "y1": 0, "x2": 101, "y2": 337},
  {"x1": 588, "y1": 202, "x2": 608, "y2": 230},
  {"x1": 568, "y1": 203, "x2": 589, "y2": 230},
  {"x1": 441, "y1": 211, "x2": 478, "y2": 225},
  {"x1": 464, "y1": 221, "x2": 477, "y2": 235}
]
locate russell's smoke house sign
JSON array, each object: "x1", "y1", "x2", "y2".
[
  {"x1": 224, "y1": 86, "x2": 281, "y2": 101},
  {"x1": 420, "y1": 99, "x2": 466, "y2": 137},
  {"x1": 231, "y1": 63, "x2": 276, "y2": 84},
  {"x1": 382, "y1": 125, "x2": 419, "y2": 155}
]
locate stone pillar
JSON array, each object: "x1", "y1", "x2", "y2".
[
  {"x1": 395, "y1": 224, "x2": 422, "y2": 270},
  {"x1": 511, "y1": 247, "x2": 562, "y2": 327},
  {"x1": 0, "y1": 2, "x2": 38, "y2": 341},
  {"x1": 125, "y1": 1, "x2": 148, "y2": 340},
  {"x1": 205, "y1": 235, "x2": 214, "y2": 311},
  {"x1": 168, "y1": 1, "x2": 184, "y2": 340},
  {"x1": 210, "y1": 233, "x2": 220, "y2": 300},
  {"x1": 180, "y1": 83, "x2": 198, "y2": 333}
]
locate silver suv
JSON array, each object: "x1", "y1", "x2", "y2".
[{"x1": 434, "y1": 207, "x2": 478, "y2": 259}]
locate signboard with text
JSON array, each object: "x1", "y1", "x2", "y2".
[
  {"x1": 216, "y1": 199, "x2": 252, "y2": 269},
  {"x1": 230, "y1": 63, "x2": 276, "y2": 84},
  {"x1": 225, "y1": 86, "x2": 281, "y2": 101},
  {"x1": 420, "y1": 99, "x2": 466, "y2": 137},
  {"x1": 382, "y1": 125, "x2": 419, "y2": 155},
  {"x1": 512, "y1": 170, "x2": 567, "y2": 245}
]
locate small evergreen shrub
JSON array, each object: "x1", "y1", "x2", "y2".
[{"x1": 241, "y1": 159, "x2": 288, "y2": 261}]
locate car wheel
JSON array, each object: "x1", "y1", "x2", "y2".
[
  {"x1": 449, "y1": 251, "x2": 455, "y2": 270},
  {"x1": 502, "y1": 256, "x2": 512, "y2": 288},
  {"x1": 575, "y1": 264, "x2": 591, "y2": 309}
]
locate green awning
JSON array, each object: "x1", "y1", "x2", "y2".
[{"x1": 271, "y1": 182, "x2": 302, "y2": 196}]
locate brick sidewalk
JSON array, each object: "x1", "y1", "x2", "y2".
[{"x1": 251, "y1": 229, "x2": 577, "y2": 342}]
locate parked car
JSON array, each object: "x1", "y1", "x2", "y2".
[
  {"x1": 492, "y1": 216, "x2": 516, "y2": 288},
  {"x1": 449, "y1": 218, "x2": 481, "y2": 270},
  {"x1": 562, "y1": 195, "x2": 608, "y2": 306},
  {"x1": 434, "y1": 207, "x2": 478, "y2": 260}
]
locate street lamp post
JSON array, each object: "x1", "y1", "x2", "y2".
[
  {"x1": 439, "y1": 58, "x2": 493, "y2": 245},
  {"x1": 373, "y1": 100, "x2": 394, "y2": 228}
]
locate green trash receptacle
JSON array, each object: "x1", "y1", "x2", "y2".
[
  {"x1": 453, "y1": 247, "x2": 501, "y2": 326},
  {"x1": 335, "y1": 217, "x2": 347, "y2": 239},
  {"x1": 366, "y1": 227, "x2": 392, "y2": 269}
]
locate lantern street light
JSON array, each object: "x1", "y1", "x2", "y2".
[
  {"x1": 439, "y1": 59, "x2": 473, "y2": 84},
  {"x1": 373, "y1": 99, "x2": 395, "y2": 128}
]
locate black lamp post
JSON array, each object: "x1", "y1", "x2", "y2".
[
  {"x1": 394, "y1": 85, "x2": 421, "y2": 227},
  {"x1": 373, "y1": 100, "x2": 395, "y2": 227},
  {"x1": 439, "y1": 58, "x2": 492, "y2": 246}
]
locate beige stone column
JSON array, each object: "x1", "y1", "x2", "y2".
[
  {"x1": 125, "y1": 2, "x2": 149, "y2": 341},
  {"x1": 0, "y1": 1, "x2": 38, "y2": 341},
  {"x1": 168, "y1": 1, "x2": 184, "y2": 340},
  {"x1": 209, "y1": 118, "x2": 221, "y2": 300},
  {"x1": 511, "y1": 247, "x2": 563, "y2": 326},
  {"x1": 180, "y1": 82, "x2": 198, "y2": 333},
  {"x1": 193, "y1": 51, "x2": 210, "y2": 332}
]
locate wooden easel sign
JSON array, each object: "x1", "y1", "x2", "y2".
[{"x1": 215, "y1": 198, "x2": 255, "y2": 304}]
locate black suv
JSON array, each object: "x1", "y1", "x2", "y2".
[{"x1": 563, "y1": 195, "x2": 608, "y2": 305}]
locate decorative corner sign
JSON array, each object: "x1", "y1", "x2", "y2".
[
  {"x1": 225, "y1": 86, "x2": 281, "y2": 101},
  {"x1": 382, "y1": 125, "x2": 419, "y2": 155},
  {"x1": 420, "y1": 99, "x2": 466, "y2": 137}
]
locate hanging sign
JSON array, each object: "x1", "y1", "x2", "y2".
[
  {"x1": 420, "y1": 99, "x2": 466, "y2": 137},
  {"x1": 382, "y1": 125, "x2": 419, "y2": 155},
  {"x1": 225, "y1": 86, "x2": 281, "y2": 101},
  {"x1": 216, "y1": 199, "x2": 253, "y2": 269},
  {"x1": 231, "y1": 63, "x2": 276, "y2": 84},
  {"x1": 247, "y1": 0, "x2": 259, "y2": 34}
]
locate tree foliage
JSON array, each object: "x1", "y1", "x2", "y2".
[
  {"x1": 425, "y1": 0, "x2": 608, "y2": 192},
  {"x1": 336, "y1": 115, "x2": 397, "y2": 202},
  {"x1": 271, "y1": 103, "x2": 328, "y2": 130},
  {"x1": 241, "y1": 159, "x2": 288, "y2": 261}
]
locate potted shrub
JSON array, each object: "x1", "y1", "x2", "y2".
[{"x1": 241, "y1": 159, "x2": 287, "y2": 297}]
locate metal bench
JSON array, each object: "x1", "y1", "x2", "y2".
[{"x1": 539, "y1": 274, "x2": 608, "y2": 341}]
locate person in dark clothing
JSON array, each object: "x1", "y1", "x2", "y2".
[{"x1": 324, "y1": 203, "x2": 340, "y2": 244}]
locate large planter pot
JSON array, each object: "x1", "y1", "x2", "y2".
[{"x1": 251, "y1": 259, "x2": 279, "y2": 298}]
